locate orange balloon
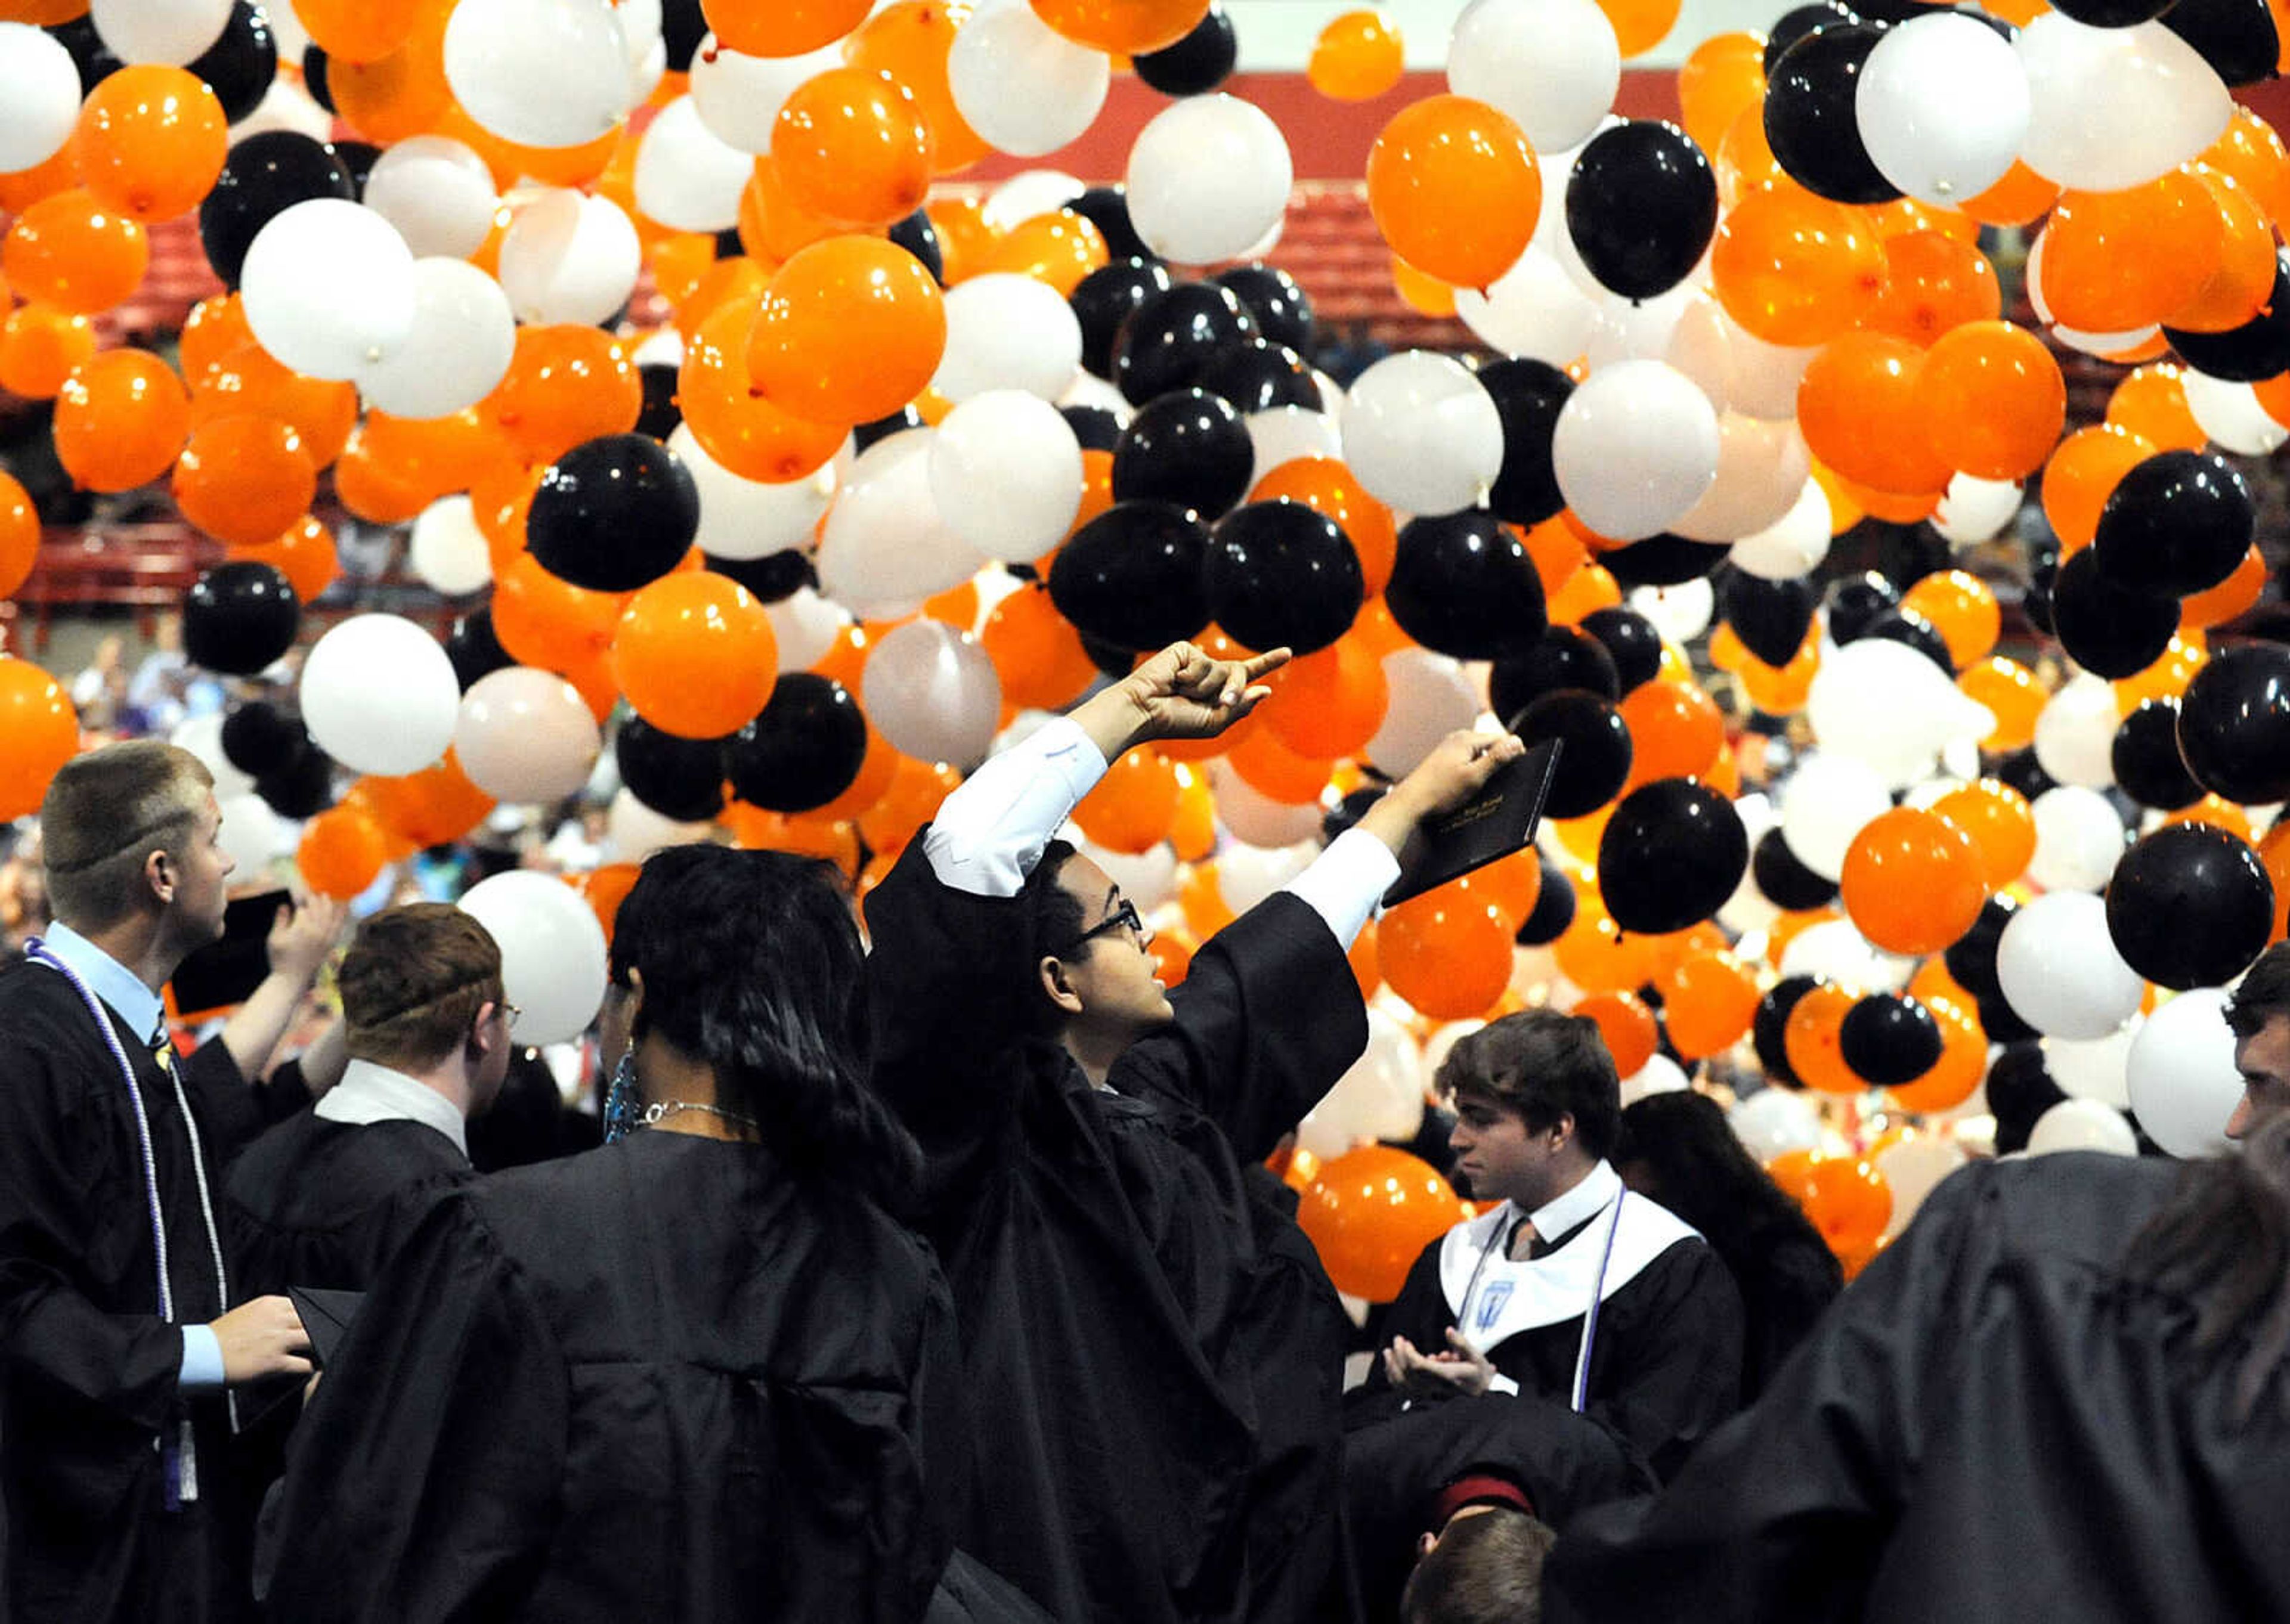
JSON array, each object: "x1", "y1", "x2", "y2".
[
  {"x1": 1736, "y1": 630, "x2": 1821, "y2": 716},
  {"x1": 52, "y1": 348, "x2": 189, "y2": 492},
  {"x1": 482, "y1": 324, "x2": 642, "y2": 466},
  {"x1": 1795, "y1": 330, "x2": 1950, "y2": 499},
  {"x1": 737, "y1": 153, "x2": 855, "y2": 264},
  {"x1": 575, "y1": 860, "x2": 642, "y2": 944},
  {"x1": 229, "y1": 515, "x2": 340, "y2": 603},
  {"x1": 648, "y1": 231, "x2": 720, "y2": 312},
  {"x1": 493, "y1": 552, "x2": 628, "y2": 673},
  {"x1": 188, "y1": 339, "x2": 360, "y2": 470},
  {"x1": 327, "y1": 18, "x2": 457, "y2": 144},
  {"x1": 1913, "y1": 321, "x2": 2062, "y2": 483},
  {"x1": 1546, "y1": 561, "x2": 1623, "y2": 627},
  {"x1": 2038, "y1": 175, "x2": 2222, "y2": 334},
  {"x1": 670, "y1": 255, "x2": 767, "y2": 345},
  {"x1": 2162, "y1": 793, "x2": 2254, "y2": 844},
  {"x1": 361, "y1": 751, "x2": 497, "y2": 848},
  {"x1": 1577, "y1": 990, "x2": 1659, "y2": 1077},
  {"x1": 1072, "y1": 746, "x2": 1182, "y2": 854},
  {"x1": 1781, "y1": 983, "x2": 1861, "y2": 1095},
  {"x1": 983, "y1": 209, "x2": 1109, "y2": 297},
  {"x1": 1658, "y1": 949, "x2": 1760, "y2": 1060},
  {"x1": 1554, "y1": 892, "x2": 1662, "y2": 994},
  {"x1": 2199, "y1": 106, "x2": 2290, "y2": 229},
  {"x1": 2104, "y1": 364, "x2": 2205, "y2": 455},
  {"x1": 1888, "y1": 994, "x2": 1986, "y2": 1114},
  {"x1": 2, "y1": 188, "x2": 147, "y2": 314},
  {"x1": 1930, "y1": 779, "x2": 2035, "y2": 891},
  {"x1": 1147, "y1": 929, "x2": 1196, "y2": 988},
  {"x1": 2260, "y1": 821, "x2": 2290, "y2": 944},
  {"x1": 1309, "y1": 10, "x2": 1407, "y2": 100},
  {"x1": 613, "y1": 572, "x2": 779, "y2": 739},
  {"x1": 980, "y1": 584, "x2": 1098, "y2": 711},
  {"x1": 746, "y1": 235, "x2": 945, "y2": 426},
  {"x1": 0, "y1": 472, "x2": 39, "y2": 600},
  {"x1": 1598, "y1": 0, "x2": 1684, "y2": 56},
  {"x1": 1961, "y1": 159, "x2": 2060, "y2": 228},
  {"x1": 2043, "y1": 424, "x2": 2156, "y2": 553},
  {"x1": 298, "y1": 0, "x2": 422, "y2": 61},
  {"x1": 178, "y1": 292, "x2": 254, "y2": 377},
  {"x1": 1715, "y1": 99, "x2": 1785, "y2": 209},
  {"x1": 1472, "y1": 847, "x2": 1545, "y2": 931},
  {"x1": 1863, "y1": 229, "x2": 2000, "y2": 348},
  {"x1": 773, "y1": 67, "x2": 933, "y2": 230},
  {"x1": 1839, "y1": 807, "x2": 1988, "y2": 956},
  {"x1": 0, "y1": 656, "x2": 80, "y2": 819},
  {"x1": 680, "y1": 300, "x2": 848, "y2": 484},
  {"x1": 1028, "y1": 0, "x2": 1209, "y2": 52},
  {"x1": 1380, "y1": 881, "x2": 1515, "y2": 1020},
  {"x1": 1769, "y1": 1152, "x2": 1892, "y2": 1255},
  {"x1": 1247, "y1": 456, "x2": 1398, "y2": 597},
  {"x1": 1619, "y1": 679, "x2": 1723, "y2": 786},
  {"x1": 298, "y1": 805, "x2": 389, "y2": 901},
  {"x1": 1901, "y1": 569, "x2": 2001, "y2": 669},
  {"x1": 1390, "y1": 255, "x2": 1457, "y2": 318},
  {"x1": 1225, "y1": 721, "x2": 1333, "y2": 805},
  {"x1": 1676, "y1": 30, "x2": 1767, "y2": 157},
  {"x1": 1712, "y1": 184, "x2": 1886, "y2": 346},
  {"x1": 1862, "y1": 196, "x2": 1978, "y2": 243},
  {"x1": 2167, "y1": 167, "x2": 2276, "y2": 334},
  {"x1": 2113, "y1": 631, "x2": 2210, "y2": 713},
  {"x1": 705, "y1": 0, "x2": 874, "y2": 54},
  {"x1": 2181, "y1": 544, "x2": 2266, "y2": 631},
  {"x1": 1958, "y1": 655, "x2": 2045, "y2": 752},
  {"x1": 843, "y1": 0, "x2": 990, "y2": 173},
  {"x1": 1258, "y1": 636, "x2": 1390, "y2": 760},
  {"x1": 1298, "y1": 1146, "x2": 1466, "y2": 1302},
  {"x1": 173, "y1": 415, "x2": 317, "y2": 547},
  {"x1": 1366, "y1": 95, "x2": 1541, "y2": 290},
  {"x1": 0, "y1": 302, "x2": 94, "y2": 398},
  {"x1": 73, "y1": 66, "x2": 228, "y2": 223},
  {"x1": 858, "y1": 754, "x2": 963, "y2": 855}
]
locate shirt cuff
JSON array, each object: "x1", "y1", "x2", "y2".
[
  {"x1": 922, "y1": 715, "x2": 1112, "y2": 898},
  {"x1": 1280, "y1": 827, "x2": 1404, "y2": 950},
  {"x1": 1486, "y1": 1371, "x2": 1521, "y2": 1397},
  {"x1": 179, "y1": 1324, "x2": 226, "y2": 1392}
]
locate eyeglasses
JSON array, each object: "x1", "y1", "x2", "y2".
[
  {"x1": 500, "y1": 1002, "x2": 522, "y2": 1033},
  {"x1": 1053, "y1": 898, "x2": 1145, "y2": 959}
]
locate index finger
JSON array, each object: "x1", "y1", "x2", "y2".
[{"x1": 1239, "y1": 647, "x2": 1292, "y2": 684}]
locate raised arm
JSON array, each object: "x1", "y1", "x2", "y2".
[{"x1": 221, "y1": 893, "x2": 347, "y2": 1081}]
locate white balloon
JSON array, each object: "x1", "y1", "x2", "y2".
[
  {"x1": 1997, "y1": 891, "x2": 2146, "y2": 1039},
  {"x1": 1778, "y1": 754, "x2": 1892, "y2": 882},
  {"x1": 355, "y1": 257, "x2": 516, "y2": 419},
  {"x1": 242, "y1": 200, "x2": 417, "y2": 382},
  {"x1": 1216, "y1": 839, "x2": 1319, "y2": 915},
  {"x1": 765, "y1": 588, "x2": 850, "y2": 672},
  {"x1": 1340, "y1": 351, "x2": 1503, "y2": 517},
  {"x1": 410, "y1": 496, "x2": 494, "y2": 597},
  {"x1": 605, "y1": 785, "x2": 711, "y2": 861},
  {"x1": 929, "y1": 390, "x2": 1085, "y2": 563},
  {"x1": 1664, "y1": 292, "x2": 1733, "y2": 411},
  {"x1": 948, "y1": 2, "x2": 1109, "y2": 159},
  {"x1": 632, "y1": 95, "x2": 750, "y2": 233},
  {"x1": 264, "y1": 1, "x2": 309, "y2": 59},
  {"x1": 1245, "y1": 407, "x2": 1342, "y2": 488},
  {"x1": 2015, "y1": 14, "x2": 2232, "y2": 192},
  {"x1": 2045, "y1": 1018, "x2": 2139, "y2": 1109},
  {"x1": 687, "y1": 36, "x2": 838, "y2": 154},
  {"x1": 1209, "y1": 762, "x2": 1326, "y2": 848},
  {"x1": 1300, "y1": 1006, "x2": 1425, "y2": 1159},
  {"x1": 2127, "y1": 988, "x2": 2245, "y2": 1157},
  {"x1": 214, "y1": 792, "x2": 289, "y2": 880},
  {"x1": 1876, "y1": 1135, "x2": 1969, "y2": 1239},
  {"x1": 361, "y1": 136, "x2": 499, "y2": 259},
  {"x1": 1808, "y1": 637, "x2": 1993, "y2": 789},
  {"x1": 2026, "y1": 785, "x2": 2127, "y2": 893},
  {"x1": 0, "y1": 24, "x2": 82, "y2": 172},
  {"x1": 1583, "y1": 284, "x2": 1698, "y2": 373},
  {"x1": 1421, "y1": 1019, "x2": 1486, "y2": 1084},
  {"x1": 300, "y1": 615, "x2": 460, "y2": 776},
  {"x1": 1447, "y1": 0, "x2": 1621, "y2": 152},
  {"x1": 816, "y1": 431, "x2": 988, "y2": 618},
  {"x1": 933, "y1": 274, "x2": 1084, "y2": 402},
  {"x1": 444, "y1": 0, "x2": 630, "y2": 150},
  {"x1": 1367, "y1": 649, "x2": 1483, "y2": 777},
  {"x1": 496, "y1": 190, "x2": 641, "y2": 327},
  {"x1": 668, "y1": 423, "x2": 833, "y2": 562},
  {"x1": 2032, "y1": 673, "x2": 2119, "y2": 789},
  {"x1": 630, "y1": 327, "x2": 685, "y2": 368},
  {"x1": 90, "y1": 0, "x2": 230, "y2": 64},
  {"x1": 982, "y1": 170, "x2": 1085, "y2": 234},
  {"x1": 1672, "y1": 416, "x2": 1811, "y2": 543},
  {"x1": 1629, "y1": 579, "x2": 1715, "y2": 644},
  {"x1": 1730, "y1": 1086, "x2": 1823, "y2": 1161},
  {"x1": 2183, "y1": 368, "x2": 2288, "y2": 456},
  {"x1": 1552, "y1": 359, "x2": 1721, "y2": 541},
  {"x1": 1620, "y1": 1051, "x2": 1691, "y2": 1107},
  {"x1": 1455, "y1": 249, "x2": 1600, "y2": 364},
  {"x1": 1719, "y1": 318, "x2": 1817, "y2": 421},
  {"x1": 171, "y1": 712, "x2": 255, "y2": 800},
  {"x1": 1078, "y1": 838, "x2": 1179, "y2": 913},
  {"x1": 1125, "y1": 94, "x2": 1293, "y2": 266},
  {"x1": 863, "y1": 619, "x2": 1003, "y2": 770},
  {"x1": 1933, "y1": 473, "x2": 2022, "y2": 546},
  {"x1": 454, "y1": 667, "x2": 603, "y2": 803},
  {"x1": 228, "y1": 78, "x2": 336, "y2": 144},
  {"x1": 458, "y1": 870, "x2": 609, "y2": 1046},
  {"x1": 2026, "y1": 1096, "x2": 2138, "y2": 1157},
  {"x1": 1856, "y1": 14, "x2": 2031, "y2": 205},
  {"x1": 1780, "y1": 917, "x2": 1905, "y2": 993},
  {"x1": 1728, "y1": 476, "x2": 1833, "y2": 580}
]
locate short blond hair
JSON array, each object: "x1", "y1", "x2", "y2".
[{"x1": 40, "y1": 742, "x2": 213, "y2": 929}]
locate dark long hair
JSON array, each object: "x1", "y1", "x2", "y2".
[
  {"x1": 2122, "y1": 1112, "x2": 2290, "y2": 1421},
  {"x1": 609, "y1": 845, "x2": 923, "y2": 1207},
  {"x1": 1615, "y1": 1091, "x2": 1839, "y2": 1276}
]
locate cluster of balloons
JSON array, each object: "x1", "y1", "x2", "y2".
[{"x1": 3, "y1": 0, "x2": 2288, "y2": 1293}]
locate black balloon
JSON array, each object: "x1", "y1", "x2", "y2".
[
  {"x1": 301, "y1": 44, "x2": 333, "y2": 111},
  {"x1": 1061, "y1": 404, "x2": 1124, "y2": 453},
  {"x1": 1112, "y1": 283, "x2": 1258, "y2": 404},
  {"x1": 615, "y1": 716, "x2": 728, "y2": 822},
  {"x1": 1764, "y1": 23, "x2": 1899, "y2": 204},
  {"x1": 635, "y1": 362, "x2": 681, "y2": 439},
  {"x1": 1490, "y1": 625, "x2": 1621, "y2": 716},
  {"x1": 1211, "y1": 264, "x2": 1315, "y2": 355},
  {"x1": 1753, "y1": 828, "x2": 1839, "y2": 910},
  {"x1": 198, "y1": 132, "x2": 356, "y2": 289},
  {"x1": 1943, "y1": 894, "x2": 2018, "y2": 1006},
  {"x1": 528, "y1": 434, "x2": 700, "y2": 593},
  {"x1": 704, "y1": 547, "x2": 816, "y2": 603},
  {"x1": 445, "y1": 606, "x2": 513, "y2": 692},
  {"x1": 1863, "y1": 607, "x2": 1954, "y2": 674},
  {"x1": 1049, "y1": 501, "x2": 1213, "y2": 651},
  {"x1": 1719, "y1": 569, "x2": 1818, "y2": 667},
  {"x1": 1977, "y1": 991, "x2": 2039, "y2": 1049},
  {"x1": 2050, "y1": 547, "x2": 2180, "y2": 679},
  {"x1": 1072, "y1": 258, "x2": 1176, "y2": 380},
  {"x1": 1070, "y1": 186, "x2": 1154, "y2": 263},
  {"x1": 220, "y1": 702, "x2": 304, "y2": 779},
  {"x1": 255, "y1": 739, "x2": 336, "y2": 820},
  {"x1": 1193, "y1": 340, "x2": 1319, "y2": 414},
  {"x1": 45, "y1": 18, "x2": 122, "y2": 95},
  {"x1": 1839, "y1": 994, "x2": 1942, "y2": 1086},
  {"x1": 1133, "y1": 2, "x2": 1236, "y2": 94},
  {"x1": 1598, "y1": 777, "x2": 1748, "y2": 935},
  {"x1": 2178, "y1": 642, "x2": 2290, "y2": 805},
  {"x1": 2090, "y1": 450, "x2": 2254, "y2": 597},
  {"x1": 852, "y1": 406, "x2": 924, "y2": 454},
  {"x1": 1565, "y1": 120, "x2": 1720, "y2": 299},
  {"x1": 2164, "y1": 254, "x2": 2290, "y2": 381},
  {"x1": 2110, "y1": 699, "x2": 2205, "y2": 811},
  {"x1": 1516, "y1": 853, "x2": 1577, "y2": 946},
  {"x1": 1579, "y1": 607, "x2": 1665, "y2": 693},
  {"x1": 182, "y1": 562, "x2": 299, "y2": 675},
  {"x1": 332, "y1": 139, "x2": 380, "y2": 197},
  {"x1": 1384, "y1": 510, "x2": 1549, "y2": 661},
  {"x1": 1480, "y1": 358, "x2": 1573, "y2": 526},
  {"x1": 2023, "y1": 554, "x2": 2058, "y2": 639},
  {"x1": 1992, "y1": 747, "x2": 2056, "y2": 807},
  {"x1": 1598, "y1": 534, "x2": 1729, "y2": 589},
  {"x1": 887, "y1": 207, "x2": 944, "y2": 284},
  {"x1": 1203, "y1": 500, "x2": 1363, "y2": 655},
  {"x1": 661, "y1": 0, "x2": 707, "y2": 69},
  {"x1": 1110, "y1": 388, "x2": 1253, "y2": 519},
  {"x1": 1514, "y1": 690, "x2": 1633, "y2": 819},
  {"x1": 188, "y1": 1, "x2": 277, "y2": 123},
  {"x1": 1763, "y1": 2, "x2": 1861, "y2": 72},
  {"x1": 1824, "y1": 572, "x2": 1901, "y2": 644},
  {"x1": 725, "y1": 674, "x2": 868, "y2": 814},
  {"x1": 2161, "y1": 0, "x2": 2275, "y2": 78},
  {"x1": 1985, "y1": 1042, "x2": 2063, "y2": 1154},
  {"x1": 1753, "y1": 976, "x2": 1822, "y2": 1086},
  {"x1": 2106, "y1": 823, "x2": 2275, "y2": 990}
]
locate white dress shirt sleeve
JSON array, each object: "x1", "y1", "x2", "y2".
[
  {"x1": 921, "y1": 717, "x2": 1110, "y2": 898},
  {"x1": 1279, "y1": 826, "x2": 1403, "y2": 951}
]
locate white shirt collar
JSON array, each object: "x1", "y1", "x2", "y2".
[
  {"x1": 314, "y1": 1058, "x2": 469, "y2": 1158},
  {"x1": 38, "y1": 921, "x2": 165, "y2": 1039},
  {"x1": 1530, "y1": 1159, "x2": 1623, "y2": 1242}
]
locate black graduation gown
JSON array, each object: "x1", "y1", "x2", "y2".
[
  {"x1": 864, "y1": 838, "x2": 1369, "y2": 1624},
  {"x1": 0, "y1": 957, "x2": 262, "y2": 1624},
  {"x1": 1543, "y1": 1154, "x2": 2290, "y2": 1623},
  {"x1": 262, "y1": 1130, "x2": 962, "y2": 1624},
  {"x1": 1731, "y1": 1224, "x2": 1843, "y2": 1401},
  {"x1": 222, "y1": 1112, "x2": 469, "y2": 1298}
]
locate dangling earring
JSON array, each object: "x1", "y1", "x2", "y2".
[{"x1": 604, "y1": 1050, "x2": 642, "y2": 1143}]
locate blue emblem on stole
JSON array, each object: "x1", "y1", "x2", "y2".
[{"x1": 1475, "y1": 1279, "x2": 1513, "y2": 1332}]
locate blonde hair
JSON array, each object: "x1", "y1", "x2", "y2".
[{"x1": 40, "y1": 742, "x2": 213, "y2": 929}]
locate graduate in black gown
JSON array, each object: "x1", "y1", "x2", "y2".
[
  {"x1": 0, "y1": 743, "x2": 320, "y2": 1624},
  {"x1": 265, "y1": 845, "x2": 965, "y2": 1623},
  {"x1": 224, "y1": 904, "x2": 510, "y2": 1298},
  {"x1": 865, "y1": 638, "x2": 1526, "y2": 1624}
]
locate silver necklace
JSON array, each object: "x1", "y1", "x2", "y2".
[{"x1": 637, "y1": 1100, "x2": 762, "y2": 1133}]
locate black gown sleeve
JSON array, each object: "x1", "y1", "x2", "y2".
[
  {"x1": 1345, "y1": 1238, "x2": 1452, "y2": 1422},
  {"x1": 180, "y1": 1032, "x2": 268, "y2": 1165},
  {"x1": 264, "y1": 1191, "x2": 568, "y2": 1623},
  {"x1": 1585, "y1": 1240, "x2": 1746, "y2": 1477},
  {"x1": 1542, "y1": 1166, "x2": 1988, "y2": 1624}
]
